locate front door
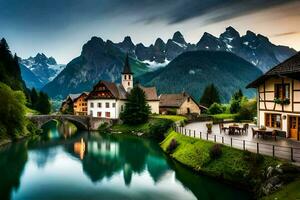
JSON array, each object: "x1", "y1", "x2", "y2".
[{"x1": 289, "y1": 116, "x2": 299, "y2": 140}]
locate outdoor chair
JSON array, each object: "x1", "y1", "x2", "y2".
[
  {"x1": 219, "y1": 123, "x2": 228, "y2": 133},
  {"x1": 241, "y1": 124, "x2": 249, "y2": 134},
  {"x1": 252, "y1": 128, "x2": 257, "y2": 138}
]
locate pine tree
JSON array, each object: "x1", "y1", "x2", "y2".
[
  {"x1": 35, "y1": 92, "x2": 51, "y2": 114},
  {"x1": 0, "y1": 38, "x2": 24, "y2": 91},
  {"x1": 200, "y1": 84, "x2": 221, "y2": 107},
  {"x1": 30, "y1": 88, "x2": 39, "y2": 108},
  {"x1": 120, "y1": 86, "x2": 151, "y2": 125},
  {"x1": 230, "y1": 89, "x2": 244, "y2": 113},
  {"x1": 232, "y1": 89, "x2": 243, "y2": 101}
]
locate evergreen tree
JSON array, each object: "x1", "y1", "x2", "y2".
[
  {"x1": 232, "y1": 89, "x2": 243, "y2": 101},
  {"x1": 0, "y1": 38, "x2": 24, "y2": 91},
  {"x1": 199, "y1": 84, "x2": 221, "y2": 107},
  {"x1": 30, "y1": 88, "x2": 39, "y2": 108},
  {"x1": 35, "y1": 92, "x2": 51, "y2": 114},
  {"x1": 120, "y1": 86, "x2": 150, "y2": 125},
  {"x1": 230, "y1": 89, "x2": 244, "y2": 113}
]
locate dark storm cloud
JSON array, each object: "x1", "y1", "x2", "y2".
[
  {"x1": 109, "y1": 0, "x2": 298, "y2": 24},
  {"x1": 0, "y1": 0, "x2": 297, "y2": 30}
]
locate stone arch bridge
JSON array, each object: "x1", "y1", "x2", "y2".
[{"x1": 28, "y1": 115, "x2": 116, "y2": 131}]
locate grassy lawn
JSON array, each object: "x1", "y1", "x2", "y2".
[
  {"x1": 111, "y1": 118, "x2": 173, "y2": 140},
  {"x1": 262, "y1": 179, "x2": 300, "y2": 200},
  {"x1": 111, "y1": 122, "x2": 150, "y2": 134},
  {"x1": 161, "y1": 131, "x2": 281, "y2": 189},
  {"x1": 211, "y1": 113, "x2": 238, "y2": 120},
  {"x1": 153, "y1": 114, "x2": 187, "y2": 122}
]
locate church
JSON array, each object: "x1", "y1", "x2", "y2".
[{"x1": 87, "y1": 55, "x2": 160, "y2": 119}]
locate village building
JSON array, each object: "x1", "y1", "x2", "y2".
[
  {"x1": 247, "y1": 52, "x2": 300, "y2": 140},
  {"x1": 60, "y1": 92, "x2": 89, "y2": 115},
  {"x1": 60, "y1": 94, "x2": 80, "y2": 114},
  {"x1": 87, "y1": 55, "x2": 159, "y2": 119},
  {"x1": 159, "y1": 92, "x2": 205, "y2": 115},
  {"x1": 73, "y1": 92, "x2": 89, "y2": 116}
]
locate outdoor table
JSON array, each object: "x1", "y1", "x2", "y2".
[
  {"x1": 252, "y1": 128, "x2": 278, "y2": 140},
  {"x1": 228, "y1": 125, "x2": 242, "y2": 135}
]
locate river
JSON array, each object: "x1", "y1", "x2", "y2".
[{"x1": 0, "y1": 121, "x2": 252, "y2": 200}]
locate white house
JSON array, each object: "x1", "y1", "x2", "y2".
[
  {"x1": 87, "y1": 55, "x2": 160, "y2": 119},
  {"x1": 247, "y1": 52, "x2": 300, "y2": 140}
]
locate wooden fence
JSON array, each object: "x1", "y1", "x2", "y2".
[{"x1": 174, "y1": 126, "x2": 300, "y2": 162}]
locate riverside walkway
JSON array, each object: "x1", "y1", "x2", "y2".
[{"x1": 176, "y1": 122, "x2": 300, "y2": 163}]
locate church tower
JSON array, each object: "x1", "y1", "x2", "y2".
[{"x1": 122, "y1": 54, "x2": 133, "y2": 92}]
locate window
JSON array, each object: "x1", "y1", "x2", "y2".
[
  {"x1": 275, "y1": 84, "x2": 290, "y2": 99},
  {"x1": 98, "y1": 103, "x2": 102, "y2": 108},
  {"x1": 112, "y1": 103, "x2": 116, "y2": 108},
  {"x1": 90, "y1": 111, "x2": 93, "y2": 116},
  {"x1": 124, "y1": 75, "x2": 127, "y2": 80},
  {"x1": 97, "y1": 112, "x2": 102, "y2": 117},
  {"x1": 90, "y1": 102, "x2": 94, "y2": 108},
  {"x1": 129, "y1": 75, "x2": 131, "y2": 80},
  {"x1": 106, "y1": 102, "x2": 109, "y2": 108},
  {"x1": 128, "y1": 82, "x2": 130, "y2": 86},
  {"x1": 105, "y1": 112, "x2": 110, "y2": 118},
  {"x1": 187, "y1": 97, "x2": 190, "y2": 102},
  {"x1": 265, "y1": 113, "x2": 282, "y2": 128}
]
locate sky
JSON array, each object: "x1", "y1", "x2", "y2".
[{"x1": 0, "y1": 0, "x2": 300, "y2": 64}]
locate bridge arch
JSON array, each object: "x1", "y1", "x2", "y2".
[
  {"x1": 28, "y1": 115, "x2": 116, "y2": 131},
  {"x1": 29, "y1": 115, "x2": 89, "y2": 130}
]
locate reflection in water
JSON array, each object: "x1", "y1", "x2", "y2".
[
  {"x1": 42, "y1": 120, "x2": 77, "y2": 140},
  {"x1": 0, "y1": 142, "x2": 28, "y2": 200},
  {"x1": 73, "y1": 138, "x2": 86, "y2": 160},
  {"x1": 0, "y1": 123, "x2": 252, "y2": 200}
]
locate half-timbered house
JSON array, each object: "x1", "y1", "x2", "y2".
[{"x1": 247, "y1": 52, "x2": 300, "y2": 140}]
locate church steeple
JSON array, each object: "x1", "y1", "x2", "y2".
[
  {"x1": 122, "y1": 54, "x2": 133, "y2": 74},
  {"x1": 121, "y1": 54, "x2": 134, "y2": 92}
]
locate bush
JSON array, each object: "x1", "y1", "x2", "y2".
[
  {"x1": 230, "y1": 99, "x2": 241, "y2": 113},
  {"x1": 210, "y1": 144, "x2": 222, "y2": 159},
  {"x1": 0, "y1": 83, "x2": 27, "y2": 138},
  {"x1": 208, "y1": 103, "x2": 225, "y2": 114},
  {"x1": 167, "y1": 139, "x2": 178, "y2": 154},
  {"x1": 26, "y1": 120, "x2": 42, "y2": 135},
  {"x1": 243, "y1": 150, "x2": 264, "y2": 166},
  {"x1": 98, "y1": 122, "x2": 110, "y2": 132},
  {"x1": 235, "y1": 99, "x2": 257, "y2": 121},
  {"x1": 148, "y1": 118, "x2": 173, "y2": 141}
]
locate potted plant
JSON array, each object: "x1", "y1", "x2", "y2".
[
  {"x1": 274, "y1": 98, "x2": 290, "y2": 105},
  {"x1": 206, "y1": 123, "x2": 213, "y2": 134}
]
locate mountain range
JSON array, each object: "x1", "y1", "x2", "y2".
[
  {"x1": 114, "y1": 26, "x2": 296, "y2": 72},
  {"x1": 138, "y1": 51, "x2": 262, "y2": 101},
  {"x1": 41, "y1": 27, "x2": 297, "y2": 100},
  {"x1": 19, "y1": 53, "x2": 65, "y2": 89},
  {"x1": 42, "y1": 37, "x2": 149, "y2": 99}
]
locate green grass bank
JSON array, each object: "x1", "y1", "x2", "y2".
[{"x1": 161, "y1": 131, "x2": 300, "y2": 199}]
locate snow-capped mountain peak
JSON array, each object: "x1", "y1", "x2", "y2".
[{"x1": 20, "y1": 53, "x2": 65, "y2": 86}]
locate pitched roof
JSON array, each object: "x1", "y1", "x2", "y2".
[
  {"x1": 247, "y1": 52, "x2": 300, "y2": 88},
  {"x1": 159, "y1": 93, "x2": 188, "y2": 107},
  {"x1": 68, "y1": 93, "x2": 81, "y2": 101},
  {"x1": 122, "y1": 54, "x2": 133, "y2": 74},
  {"x1": 138, "y1": 85, "x2": 159, "y2": 101},
  {"x1": 73, "y1": 92, "x2": 89, "y2": 101},
  {"x1": 92, "y1": 80, "x2": 127, "y2": 99}
]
